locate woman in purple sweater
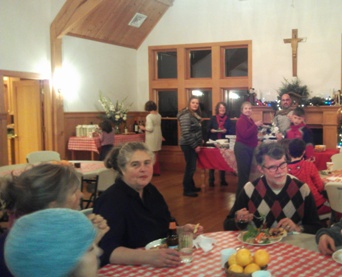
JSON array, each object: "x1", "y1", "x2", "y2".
[{"x1": 234, "y1": 101, "x2": 262, "y2": 197}]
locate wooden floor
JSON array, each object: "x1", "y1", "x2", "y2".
[{"x1": 151, "y1": 168, "x2": 238, "y2": 233}]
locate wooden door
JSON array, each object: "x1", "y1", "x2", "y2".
[{"x1": 13, "y1": 80, "x2": 43, "y2": 163}]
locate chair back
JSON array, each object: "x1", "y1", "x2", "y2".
[
  {"x1": 80, "y1": 208, "x2": 93, "y2": 216},
  {"x1": 325, "y1": 182, "x2": 342, "y2": 213},
  {"x1": 97, "y1": 168, "x2": 117, "y2": 192},
  {"x1": 26, "y1": 151, "x2": 61, "y2": 164},
  {"x1": 330, "y1": 153, "x2": 342, "y2": 170}
]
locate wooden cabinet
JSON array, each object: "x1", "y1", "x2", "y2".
[{"x1": 252, "y1": 106, "x2": 340, "y2": 149}]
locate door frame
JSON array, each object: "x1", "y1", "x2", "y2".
[{"x1": 0, "y1": 70, "x2": 54, "y2": 165}]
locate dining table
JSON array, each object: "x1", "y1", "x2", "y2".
[
  {"x1": 97, "y1": 231, "x2": 342, "y2": 277},
  {"x1": 67, "y1": 133, "x2": 145, "y2": 160},
  {"x1": 313, "y1": 148, "x2": 340, "y2": 170},
  {"x1": 0, "y1": 160, "x2": 106, "y2": 179}
]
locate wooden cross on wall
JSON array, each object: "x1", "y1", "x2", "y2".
[{"x1": 283, "y1": 29, "x2": 305, "y2": 77}]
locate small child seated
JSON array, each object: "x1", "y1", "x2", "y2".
[
  {"x1": 285, "y1": 107, "x2": 314, "y2": 161},
  {"x1": 98, "y1": 120, "x2": 114, "y2": 161},
  {"x1": 287, "y1": 138, "x2": 330, "y2": 215}
]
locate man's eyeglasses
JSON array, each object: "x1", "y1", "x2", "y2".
[{"x1": 262, "y1": 161, "x2": 287, "y2": 172}]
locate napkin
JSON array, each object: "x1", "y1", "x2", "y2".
[{"x1": 193, "y1": 235, "x2": 216, "y2": 252}]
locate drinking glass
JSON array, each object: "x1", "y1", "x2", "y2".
[
  {"x1": 178, "y1": 231, "x2": 193, "y2": 263},
  {"x1": 235, "y1": 213, "x2": 249, "y2": 236}
]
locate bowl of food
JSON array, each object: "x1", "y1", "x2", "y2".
[
  {"x1": 224, "y1": 248, "x2": 270, "y2": 277},
  {"x1": 314, "y1": 145, "x2": 326, "y2": 152}
]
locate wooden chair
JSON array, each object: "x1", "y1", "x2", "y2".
[
  {"x1": 330, "y1": 153, "x2": 342, "y2": 170},
  {"x1": 26, "y1": 151, "x2": 61, "y2": 164}
]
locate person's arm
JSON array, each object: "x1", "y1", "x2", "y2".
[
  {"x1": 301, "y1": 192, "x2": 323, "y2": 234},
  {"x1": 223, "y1": 189, "x2": 250, "y2": 230},
  {"x1": 109, "y1": 247, "x2": 181, "y2": 267},
  {"x1": 310, "y1": 163, "x2": 325, "y2": 192},
  {"x1": 316, "y1": 220, "x2": 342, "y2": 255},
  {"x1": 179, "y1": 113, "x2": 199, "y2": 149},
  {"x1": 143, "y1": 115, "x2": 153, "y2": 133}
]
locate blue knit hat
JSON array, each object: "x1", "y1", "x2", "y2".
[{"x1": 5, "y1": 208, "x2": 97, "y2": 277}]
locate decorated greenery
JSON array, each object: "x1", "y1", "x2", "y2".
[{"x1": 278, "y1": 77, "x2": 310, "y2": 106}]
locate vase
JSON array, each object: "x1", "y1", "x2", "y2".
[{"x1": 114, "y1": 123, "x2": 120, "y2": 134}]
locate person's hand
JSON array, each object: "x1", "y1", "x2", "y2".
[
  {"x1": 318, "y1": 234, "x2": 336, "y2": 255},
  {"x1": 139, "y1": 125, "x2": 145, "y2": 131},
  {"x1": 255, "y1": 120, "x2": 263, "y2": 127},
  {"x1": 210, "y1": 128, "x2": 216, "y2": 133},
  {"x1": 275, "y1": 133, "x2": 284, "y2": 140},
  {"x1": 195, "y1": 146, "x2": 201, "y2": 153},
  {"x1": 87, "y1": 213, "x2": 110, "y2": 244},
  {"x1": 276, "y1": 218, "x2": 300, "y2": 233},
  {"x1": 182, "y1": 223, "x2": 204, "y2": 238},
  {"x1": 235, "y1": 208, "x2": 253, "y2": 222},
  {"x1": 147, "y1": 248, "x2": 181, "y2": 267}
]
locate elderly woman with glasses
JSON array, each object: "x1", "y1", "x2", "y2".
[{"x1": 223, "y1": 142, "x2": 322, "y2": 234}]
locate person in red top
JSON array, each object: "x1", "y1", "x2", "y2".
[
  {"x1": 285, "y1": 107, "x2": 314, "y2": 161},
  {"x1": 234, "y1": 101, "x2": 263, "y2": 197},
  {"x1": 286, "y1": 138, "x2": 331, "y2": 215}
]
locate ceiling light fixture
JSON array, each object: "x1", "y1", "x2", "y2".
[{"x1": 128, "y1": 13, "x2": 147, "y2": 28}]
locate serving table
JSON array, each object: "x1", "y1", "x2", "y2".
[
  {"x1": 97, "y1": 231, "x2": 342, "y2": 277},
  {"x1": 313, "y1": 148, "x2": 339, "y2": 170},
  {"x1": 68, "y1": 133, "x2": 145, "y2": 160}
]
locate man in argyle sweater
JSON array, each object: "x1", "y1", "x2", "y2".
[{"x1": 223, "y1": 142, "x2": 322, "y2": 234}]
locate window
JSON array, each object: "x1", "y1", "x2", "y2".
[
  {"x1": 149, "y1": 41, "x2": 252, "y2": 146},
  {"x1": 157, "y1": 51, "x2": 177, "y2": 79},
  {"x1": 189, "y1": 49, "x2": 212, "y2": 78}
]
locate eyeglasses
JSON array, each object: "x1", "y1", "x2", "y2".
[{"x1": 262, "y1": 161, "x2": 287, "y2": 172}]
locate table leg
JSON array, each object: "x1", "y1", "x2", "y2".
[{"x1": 200, "y1": 168, "x2": 206, "y2": 192}]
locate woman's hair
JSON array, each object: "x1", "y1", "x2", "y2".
[
  {"x1": 1, "y1": 163, "x2": 80, "y2": 216},
  {"x1": 104, "y1": 142, "x2": 154, "y2": 176},
  {"x1": 240, "y1": 101, "x2": 251, "y2": 111},
  {"x1": 145, "y1": 101, "x2": 157, "y2": 111},
  {"x1": 215, "y1": 102, "x2": 227, "y2": 115},
  {"x1": 255, "y1": 142, "x2": 285, "y2": 166},
  {"x1": 187, "y1": 96, "x2": 202, "y2": 116},
  {"x1": 99, "y1": 120, "x2": 113, "y2": 133}
]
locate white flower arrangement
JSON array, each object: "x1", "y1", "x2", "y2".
[{"x1": 98, "y1": 92, "x2": 132, "y2": 125}]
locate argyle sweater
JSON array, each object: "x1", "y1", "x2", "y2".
[{"x1": 223, "y1": 175, "x2": 322, "y2": 234}]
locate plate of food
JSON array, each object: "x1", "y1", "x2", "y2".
[
  {"x1": 237, "y1": 227, "x2": 287, "y2": 246},
  {"x1": 145, "y1": 238, "x2": 167, "y2": 250},
  {"x1": 332, "y1": 249, "x2": 342, "y2": 264},
  {"x1": 327, "y1": 177, "x2": 342, "y2": 182}
]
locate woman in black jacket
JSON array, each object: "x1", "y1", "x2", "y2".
[{"x1": 177, "y1": 96, "x2": 203, "y2": 197}]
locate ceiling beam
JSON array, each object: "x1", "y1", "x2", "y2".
[{"x1": 52, "y1": 0, "x2": 104, "y2": 39}]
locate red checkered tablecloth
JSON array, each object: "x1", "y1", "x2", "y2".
[
  {"x1": 68, "y1": 134, "x2": 145, "y2": 154},
  {"x1": 97, "y1": 231, "x2": 342, "y2": 277}
]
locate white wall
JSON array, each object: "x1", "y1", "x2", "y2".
[
  {"x1": 1, "y1": 0, "x2": 341, "y2": 112},
  {"x1": 138, "y1": 0, "x2": 342, "y2": 102}
]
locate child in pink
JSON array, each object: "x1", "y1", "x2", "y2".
[
  {"x1": 287, "y1": 138, "x2": 330, "y2": 215},
  {"x1": 98, "y1": 120, "x2": 114, "y2": 161}
]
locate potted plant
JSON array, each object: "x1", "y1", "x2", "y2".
[{"x1": 278, "y1": 77, "x2": 310, "y2": 106}]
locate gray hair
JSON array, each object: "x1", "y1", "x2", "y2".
[
  {"x1": 1, "y1": 163, "x2": 80, "y2": 217},
  {"x1": 255, "y1": 142, "x2": 285, "y2": 166},
  {"x1": 104, "y1": 142, "x2": 155, "y2": 176}
]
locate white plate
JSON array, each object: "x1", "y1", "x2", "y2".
[
  {"x1": 332, "y1": 249, "x2": 342, "y2": 264},
  {"x1": 212, "y1": 129, "x2": 225, "y2": 133},
  {"x1": 145, "y1": 238, "x2": 166, "y2": 250},
  {"x1": 237, "y1": 232, "x2": 283, "y2": 246},
  {"x1": 327, "y1": 177, "x2": 342, "y2": 182}
]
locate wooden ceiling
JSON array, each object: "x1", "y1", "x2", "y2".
[{"x1": 53, "y1": 0, "x2": 174, "y2": 49}]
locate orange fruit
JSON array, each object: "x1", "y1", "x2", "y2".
[
  {"x1": 228, "y1": 253, "x2": 237, "y2": 266},
  {"x1": 236, "y1": 248, "x2": 253, "y2": 267},
  {"x1": 244, "y1": 262, "x2": 261, "y2": 274},
  {"x1": 254, "y1": 249, "x2": 270, "y2": 267},
  {"x1": 228, "y1": 264, "x2": 244, "y2": 273}
]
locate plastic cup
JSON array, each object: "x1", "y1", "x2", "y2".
[
  {"x1": 326, "y1": 162, "x2": 334, "y2": 171},
  {"x1": 220, "y1": 248, "x2": 236, "y2": 268}
]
